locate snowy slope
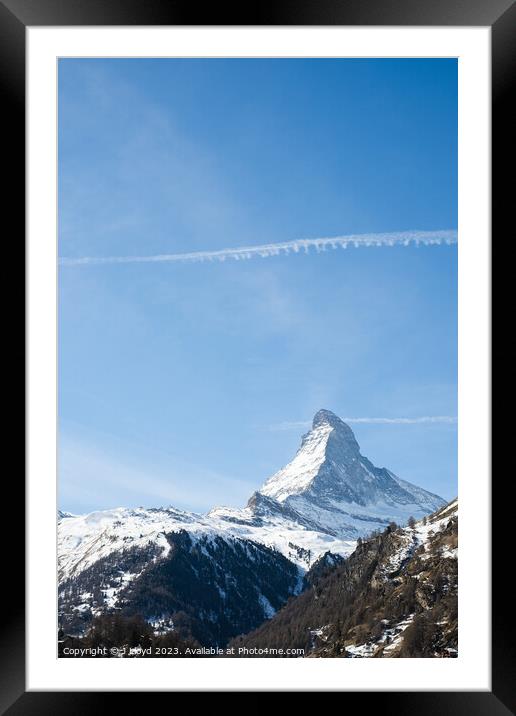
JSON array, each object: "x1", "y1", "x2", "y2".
[
  {"x1": 260, "y1": 418, "x2": 334, "y2": 501},
  {"x1": 59, "y1": 528, "x2": 301, "y2": 644},
  {"x1": 58, "y1": 503, "x2": 356, "y2": 584},
  {"x1": 59, "y1": 507, "x2": 185, "y2": 582}
]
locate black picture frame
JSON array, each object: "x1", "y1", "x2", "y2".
[{"x1": 3, "y1": 0, "x2": 509, "y2": 709}]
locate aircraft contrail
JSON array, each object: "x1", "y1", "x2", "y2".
[{"x1": 59, "y1": 229, "x2": 457, "y2": 267}]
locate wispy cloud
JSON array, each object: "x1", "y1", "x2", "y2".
[
  {"x1": 59, "y1": 434, "x2": 254, "y2": 514},
  {"x1": 270, "y1": 416, "x2": 458, "y2": 431},
  {"x1": 59, "y1": 229, "x2": 457, "y2": 267}
]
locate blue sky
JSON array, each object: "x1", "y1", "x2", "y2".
[{"x1": 58, "y1": 58, "x2": 457, "y2": 514}]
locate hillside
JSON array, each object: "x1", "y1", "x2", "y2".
[
  {"x1": 59, "y1": 530, "x2": 300, "y2": 646},
  {"x1": 229, "y1": 499, "x2": 458, "y2": 658}
]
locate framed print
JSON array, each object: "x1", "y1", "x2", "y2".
[{"x1": 2, "y1": 0, "x2": 511, "y2": 709}]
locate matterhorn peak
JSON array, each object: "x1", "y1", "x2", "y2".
[
  {"x1": 311, "y1": 409, "x2": 359, "y2": 447},
  {"x1": 260, "y1": 408, "x2": 359, "y2": 503},
  {"x1": 312, "y1": 408, "x2": 344, "y2": 428},
  {"x1": 258, "y1": 408, "x2": 445, "y2": 525}
]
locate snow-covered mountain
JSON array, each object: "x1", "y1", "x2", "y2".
[
  {"x1": 58, "y1": 409, "x2": 447, "y2": 644},
  {"x1": 261, "y1": 410, "x2": 442, "y2": 511},
  {"x1": 213, "y1": 409, "x2": 445, "y2": 541},
  {"x1": 59, "y1": 410, "x2": 443, "y2": 580}
]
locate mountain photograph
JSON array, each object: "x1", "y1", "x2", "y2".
[
  {"x1": 58, "y1": 411, "x2": 457, "y2": 658},
  {"x1": 58, "y1": 58, "x2": 457, "y2": 660}
]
